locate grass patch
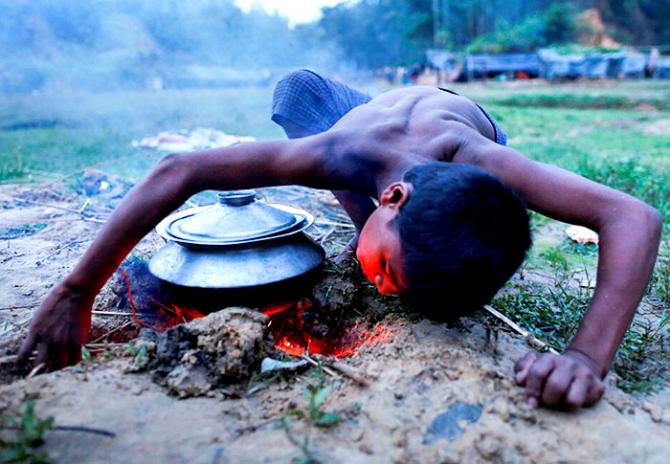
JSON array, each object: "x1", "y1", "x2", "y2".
[
  {"x1": 0, "y1": 401, "x2": 54, "y2": 464},
  {"x1": 0, "y1": 87, "x2": 283, "y2": 182},
  {"x1": 0, "y1": 147, "x2": 26, "y2": 181},
  {"x1": 494, "y1": 258, "x2": 670, "y2": 393},
  {"x1": 490, "y1": 93, "x2": 670, "y2": 111},
  {"x1": 0, "y1": 223, "x2": 47, "y2": 240}
]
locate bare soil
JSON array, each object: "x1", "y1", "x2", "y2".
[{"x1": 1, "y1": 177, "x2": 669, "y2": 463}]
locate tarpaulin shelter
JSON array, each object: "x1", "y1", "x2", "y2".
[
  {"x1": 538, "y1": 49, "x2": 628, "y2": 80},
  {"x1": 464, "y1": 54, "x2": 541, "y2": 79},
  {"x1": 655, "y1": 57, "x2": 670, "y2": 79}
]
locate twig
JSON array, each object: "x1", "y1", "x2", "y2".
[
  {"x1": 12, "y1": 198, "x2": 81, "y2": 215},
  {"x1": 301, "y1": 354, "x2": 341, "y2": 380},
  {"x1": 84, "y1": 343, "x2": 126, "y2": 348},
  {"x1": 0, "y1": 304, "x2": 37, "y2": 311},
  {"x1": 323, "y1": 359, "x2": 371, "y2": 387},
  {"x1": 80, "y1": 216, "x2": 107, "y2": 224},
  {"x1": 27, "y1": 363, "x2": 45, "y2": 378},
  {"x1": 0, "y1": 354, "x2": 17, "y2": 364},
  {"x1": 319, "y1": 229, "x2": 335, "y2": 247},
  {"x1": 89, "y1": 320, "x2": 135, "y2": 344},
  {"x1": 78, "y1": 199, "x2": 91, "y2": 214},
  {"x1": 41, "y1": 239, "x2": 90, "y2": 261},
  {"x1": 483, "y1": 305, "x2": 560, "y2": 355},
  {"x1": 11, "y1": 195, "x2": 108, "y2": 224},
  {"x1": 53, "y1": 425, "x2": 116, "y2": 437},
  {"x1": 91, "y1": 310, "x2": 136, "y2": 317},
  {"x1": 235, "y1": 417, "x2": 279, "y2": 435},
  {"x1": 315, "y1": 220, "x2": 355, "y2": 229},
  {"x1": 1, "y1": 424, "x2": 115, "y2": 438}
]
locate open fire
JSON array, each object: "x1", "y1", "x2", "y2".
[{"x1": 113, "y1": 261, "x2": 393, "y2": 358}]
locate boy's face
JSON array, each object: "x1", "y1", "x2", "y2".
[{"x1": 356, "y1": 184, "x2": 410, "y2": 295}]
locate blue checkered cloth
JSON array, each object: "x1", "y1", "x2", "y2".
[
  {"x1": 272, "y1": 70, "x2": 371, "y2": 136},
  {"x1": 272, "y1": 69, "x2": 506, "y2": 145}
]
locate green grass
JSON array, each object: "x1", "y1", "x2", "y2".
[
  {"x1": 494, "y1": 260, "x2": 668, "y2": 393},
  {"x1": 0, "y1": 87, "x2": 283, "y2": 182},
  {"x1": 1, "y1": 401, "x2": 54, "y2": 464}
]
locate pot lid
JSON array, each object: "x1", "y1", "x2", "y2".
[{"x1": 163, "y1": 190, "x2": 302, "y2": 245}]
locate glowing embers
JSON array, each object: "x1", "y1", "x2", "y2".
[
  {"x1": 115, "y1": 260, "x2": 393, "y2": 358},
  {"x1": 263, "y1": 298, "x2": 396, "y2": 358}
]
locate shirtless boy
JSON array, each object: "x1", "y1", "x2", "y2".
[{"x1": 19, "y1": 70, "x2": 662, "y2": 410}]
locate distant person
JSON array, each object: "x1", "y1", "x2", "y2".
[
  {"x1": 20, "y1": 70, "x2": 662, "y2": 411},
  {"x1": 408, "y1": 62, "x2": 424, "y2": 84}
]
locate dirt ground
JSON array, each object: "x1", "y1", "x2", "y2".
[{"x1": 1, "y1": 177, "x2": 669, "y2": 463}]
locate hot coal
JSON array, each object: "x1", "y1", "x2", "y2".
[{"x1": 113, "y1": 256, "x2": 395, "y2": 360}]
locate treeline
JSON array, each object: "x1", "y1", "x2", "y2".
[
  {"x1": 317, "y1": 0, "x2": 670, "y2": 68},
  {"x1": 1, "y1": 0, "x2": 669, "y2": 93}
]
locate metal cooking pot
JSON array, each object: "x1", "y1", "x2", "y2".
[{"x1": 149, "y1": 190, "x2": 325, "y2": 290}]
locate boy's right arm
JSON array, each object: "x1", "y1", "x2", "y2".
[{"x1": 18, "y1": 135, "x2": 336, "y2": 370}]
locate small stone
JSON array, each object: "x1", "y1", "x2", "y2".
[
  {"x1": 436, "y1": 449, "x2": 461, "y2": 464},
  {"x1": 423, "y1": 402, "x2": 482, "y2": 444},
  {"x1": 641, "y1": 401, "x2": 664, "y2": 423},
  {"x1": 358, "y1": 443, "x2": 373, "y2": 455},
  {"x1": 475, "y1": 433, "x2": 503, "y2": 460},
  {"x1": 166, "y1": 365, "x2": 213, "y2": 398}
]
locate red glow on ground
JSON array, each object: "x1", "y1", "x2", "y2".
[
  {"x1": 120, "y1": 270, "x2": 391, "y2": 357},
  {"x1": 262, "y1": 300, "x2": 396, "y2": 358}
]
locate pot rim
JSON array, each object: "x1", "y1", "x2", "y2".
[{"x1": 156, "y1": 203, "x2": 315, "y2": 248}]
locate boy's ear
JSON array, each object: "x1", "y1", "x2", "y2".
[{"x1": 379, "y1": 182, "x2": 412, "y2": 210}]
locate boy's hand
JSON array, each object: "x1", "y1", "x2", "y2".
[
  {"x1": 514, "y1": 350, "x2": 605, "y2": 409},
  {"x1": 333, "y1": 234, "x2": 359, "y2": 266},
  {"x1": 17, "y1": 282, "x2": 93, "y2": 372}
]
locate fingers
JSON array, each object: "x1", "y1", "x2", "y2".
[
  {"x1": 66, "y1": 343, "x2": 82, "y2": 367},
  {"x1": 541, "y1": 364, "x2": 575, "y2": 406},
  {"x1": 16, "y1": 331, "x2": 38, "y2": 366},
  {"x1": 515, "y1": 352, "x2": 607, "y2": 410},
  {"x1": 585, "y1": 380, "x2": 605, "y2": 407},
  {"x1": 524, "y1": 354, "x2": 556, "y2": 406},
  {"x1": 514, "y1": 351, "x2": 539, "y2": 385},
  {"x1": 565, "y1": 376, "x2": 589, "y2": 409},
  {"x1": 33, "y1": 340, "x2": 51, "y2": 371}
]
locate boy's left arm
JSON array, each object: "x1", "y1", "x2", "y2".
[{"x1": 452, "y1": 131, "x2": 663, "y2": 409}]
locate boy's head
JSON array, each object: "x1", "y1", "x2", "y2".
[{"x1": 356, "y1": 163, "x2": 531, "y2": 320}]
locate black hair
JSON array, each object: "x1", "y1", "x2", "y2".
[{"x1": 397, "y1": 163, "x2": 531, "y2": 320}]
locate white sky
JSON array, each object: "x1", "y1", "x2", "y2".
[{"x1": 235, "y1": 0, "x2": 351, "y2": 27}]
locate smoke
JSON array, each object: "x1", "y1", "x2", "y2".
[{"x1": 0, "y1": 0, "x2": 353, "y2": 95}]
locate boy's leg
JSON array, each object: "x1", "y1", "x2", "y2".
[{"x1": 272, "y1": 70, "x2": 376, "y2": 236}]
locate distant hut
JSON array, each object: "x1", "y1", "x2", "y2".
[
  {"x1": 538, "y1": 49, "x2": 626, "y2": 80},
  {"x1": 464, "y1": 54, "x2": 541, "y2": 80},
  {"x1": 654, "y1": 57, "x2": 670, "y2": 79},
  {"x1": 621, "y1": 51, "x2": 647, "y2": 78}
]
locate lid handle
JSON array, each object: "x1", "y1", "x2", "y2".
[{"x1": 217, "y1": 190, "x2": 256, "y2": 206}]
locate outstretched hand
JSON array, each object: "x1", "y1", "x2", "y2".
[
  {"x1": 17, "y1": 282, "x2": 93, "y2": 372},
  {"x1": 514, "y1": 350, "x2": 605, "y2": 410},
  {"x1": 333, "y1": 234, "x2": 359, "y2": 266}
]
